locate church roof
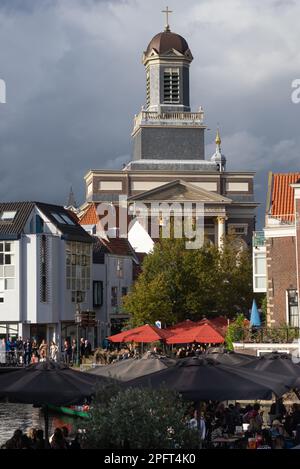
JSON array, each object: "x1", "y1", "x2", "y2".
[
  {"x1": 145, "y1": 30, "x2": 190, "y2": 57},
  {"x1": 128, "y1": 179, "x2": 232, "y2": 204}
]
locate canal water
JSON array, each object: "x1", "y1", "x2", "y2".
[{"x1": 0, "y1": 403, "x2": 77, "y2": 447}]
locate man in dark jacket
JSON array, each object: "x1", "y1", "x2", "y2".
[
  {"x1": 23, "y1": 339, "x2": 32, "y2": 366},
  {"x1": 84, "y1": 339, "x2": 92, "y2": 358},
  {"x1": 80, "y1": 338, "x2": 85, "y2": 359}
]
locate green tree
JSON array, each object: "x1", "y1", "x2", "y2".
[
  {"x1": 80, "y1": 384, "x2": 200, "y2": 449},
  {"x1": 123, "y1": 236, "x2": 254, "y2": 326},
  {"x1": 225, "y1": 314, "x2": 246, "y2": 350}
]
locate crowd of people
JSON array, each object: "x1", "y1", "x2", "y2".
[
  {"x1": 1, "y1": 426, "x2": 83, "y2": 450},
  {"x1": 188, "y1": 400, "x2": 300, "y2": 449},
  {"x1": 0, "y1": 336, "x2": 93, "y2": 366}
]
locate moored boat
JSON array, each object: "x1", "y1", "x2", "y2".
[{"x1": 47, "y1": 403, "x2": 90, "y2": 419}]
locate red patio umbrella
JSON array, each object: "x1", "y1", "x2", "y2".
[
  {"x1": 165, "y1": 319, "x2": 195, "y2": 332},
  {"x1": 108, "y1": 324, "x2": 170, "y2": 343},
  {"x1": 197, "y1": 317, "x2": 229, "y2": 338},
  {"x1": 166, "y1": 323, "x2": 225, "y2": 345}
]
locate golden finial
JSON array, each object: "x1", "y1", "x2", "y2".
[{"x1": 215, "y1": 128, "x2": 221, "y2": 146}]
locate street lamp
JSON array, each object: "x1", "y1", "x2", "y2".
[{"x1": 75, "y1": 291, "x2": 84, "y2": 366}]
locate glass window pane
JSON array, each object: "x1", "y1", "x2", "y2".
[
  {"x1": 4, "y1": 265, "x2": 14, "y2": 277},
  {"x1": 255, "y1": 257, "x2": 266, "y2": 275},
  {"x1": 289, "y1": 306, "x2": 299, "y2": 327},
  {"x1": 4, "y1": 255, "x2": 11, "y2": 265},
  {"x1": 5, "y1": 243, "x2": 11, "y2": 252},
  {"x1": 0, "y1": 243, "x2": 3, "y2": 252},
  {"x1": 5, "y1": 278, "x2": 14, "y2": 290},
  {"x1": 0, "y1": 254, "x2": 3, "y2": 265},
  {"x1": 255, "y1": 277, "x2": 266, "y2": 289}
]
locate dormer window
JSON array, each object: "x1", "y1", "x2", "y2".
[
  {"x1": 0, "y1": 211, "x2": 17, "y2": 222},
  {"x1": 163, "y1": 68, "x2": 179, "y2": 103},
  {"x1": 51, "y1": 212, "x2": 75, "y2": 225}
]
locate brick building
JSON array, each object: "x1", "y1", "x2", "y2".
[{"x1": 253, "y1": 172, "x2": 300, "y2": 327}]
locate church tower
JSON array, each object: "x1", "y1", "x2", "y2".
[{"x1": 131, "y1": 10, "x2": 206, "y2": 162}]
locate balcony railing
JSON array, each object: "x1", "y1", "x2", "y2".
[
  {"x1": 268, "y1": 214, "x2": 295, "y2": 225},
  {"x1": 253, "y1": 231, "x2": 266, "y2": 247},
  {"x1": 133, "y1": 110, "x2": 205, "y2": 133},
  {"x1": 232, "y1": 326, "x2": 300, "y2": 344}
]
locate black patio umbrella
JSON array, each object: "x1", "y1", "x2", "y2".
[
  {"x1": 90, "y1": 353, "x2": 176, "y2": 381},
  {"x1": 242, "y1": 352, "x2": 300, "y2": 388},
  {"x1": 205, "y1": 351, "x2": 258, "y2": 366},
  {"x1": 123, "y1": 356, "x2": 294, "y2": 401},
  {"x1": 0, "y1": 361, "x2": 111, "y2": 443}
]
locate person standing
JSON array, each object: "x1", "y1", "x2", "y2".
[
  {"x1": 16, "y1": 337, "x2": 24, "y2": 365},
  {"x1": 50, "y1": 341, "x2": 58, "y2": 362},
  {"x1": 0, "y1": 338, "x2": 6, "y2": 364},
  {"x1": 80, "y1": 338, "x2": 85, "y2": 360},
  {"x1": 71, "y1": 339, "x2": 77, "y2": 365},
  {"x1": 39, "y1": 339, "x2": 48, "y2": 362},
  {"x1": 63, "y1": 339, "x2": 72, "y2": 365},
  {"x1": 23, "y1": 338, "x2": 32, "y2": 366},
  {"x1": 7, "y1": 337, "x2": 16, "y2": 365},
  {"x1": 31, "y1": 340, "x2": 39, "y2": 363},
  {"x1": 84, "y1": 339, "x2": 92, "y2": 358}
]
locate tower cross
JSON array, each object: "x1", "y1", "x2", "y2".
[{"x1": 162, "y1": 6, "x2": 173, "y2": 31}]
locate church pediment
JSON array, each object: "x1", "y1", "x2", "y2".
[{"x1": 129, "y1": 180, "x2": 232, "y2": 204}]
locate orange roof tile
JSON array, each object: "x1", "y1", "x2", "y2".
[
  {"x1": 271, "y1": 173, "x2": 300, "y2": 222},
  {"x1": 79, "y1": 203, "x2": 133, "y2": 230},
  {"x1": 79, "y1": 203, "x2": 99, "y2": 225}
]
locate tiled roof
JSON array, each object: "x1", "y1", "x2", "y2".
[
  {"x1": 79, "y1": 203, "x2": 132, "y2": 230},
  {"x1": 0, "y1": 201, "x2": 93, "y2": 243},
  {"x1": 92, "y1": 235, "x2": 139, "y2": 264},
  {"x1": 38, "y1": 202, "x2": 93, "y2": 243},
  {"x1": 270, "y1": 173, "x2": 300, "y2": 222},
  {"x1": 0, "y1": 202, "x2": 35, "y2": 238},
  {"x1": 79, "y1": 203, "x2": 99, "y2": 225},
  {"x1": 101, "y1": 237, "x2": 137, "y2": 258}
]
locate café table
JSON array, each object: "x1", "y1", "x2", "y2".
[{"x1": 212, "y1": 436, "x2": 243, "y2": 448}]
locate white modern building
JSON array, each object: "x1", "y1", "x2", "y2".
[{"x1": 0, "y1": 201, "x2": 94, "y2": 347}]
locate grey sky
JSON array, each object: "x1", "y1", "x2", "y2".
[{"x1": 0, "y1": 0, "x2": 299, "y2": 227}]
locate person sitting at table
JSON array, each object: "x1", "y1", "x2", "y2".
[
  {"x1": 247, "y1": 417, "x2": 262, "y2": 436},
  {"x1": 256, "y1": 429, "x2": 273, "y2": 449},
  {"x1": 210, "y1": 419, "x2": 224, "y2": 442},
  {"x1": 243, "y1": 403, "x2": 263, "y2": 430},
  {"x1": 270, "y1": 420, "x2": 289, "y2": 439}
]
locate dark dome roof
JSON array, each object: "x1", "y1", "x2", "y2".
[{"x1": 145, "y1": 30, "x2": 190, "y2": 57}]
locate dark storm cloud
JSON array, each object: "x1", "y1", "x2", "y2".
[{"x1": 0, "y1": 0, "x2": 299, "y2": 226}]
